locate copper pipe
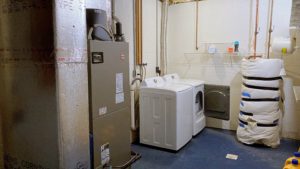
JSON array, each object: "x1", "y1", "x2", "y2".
[
  {"x1": 135, "y1": 0, "x2": 143, "y2": 65},
  {"x1": 253, "y1": 0, "x2": 259, "y2": 59},
  {"x1": 267, "y1": 0, "x2": 274, "y2": 59},
  {"x1": 196, "y1": 1, "x2": 199, "y2": 50}
]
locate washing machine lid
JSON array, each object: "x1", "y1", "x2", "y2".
[
  {"x1": 141, "y1": 77, "x2": 165, "y2": 88},
  {"x1": 177, "y1": 79, "x2": 204, "y2": 86},
  {"x1": 161, "y1": 83, "x2": 192, "y2": 92},
  {"x1": 163, "y1": 73, "x2": 204, "y2": 86},
  {"x1": 141, "y1": 77, "x2": 192, "y2": 92}
]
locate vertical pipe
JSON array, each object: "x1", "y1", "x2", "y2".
[
  {"x1": 135, "y1": 0, "x2": 143, "y2": 65},
  {"x1": 196, "y1": 1, "x2": 199, "y2": 50},
  {"x1": 160, "y1": 0, "x2": 168, "y2": 75},
  {"x1": 112, "y1": 0, "x2": 116, "y2": 33},
  {"x1": 133, "y1": 0, "x2": 137, "y2": 71},
  {"x1": 248, "y1": 0, "x2": 254, "y2": 53},
  {"x1": 156, "y1": 0, "x2": 159, "y2": 67},
  {"x1": 267, "y1": 0, "x2": 274, "y2": 59},
  {"x1": 253, "y1": 0, "x2": 260, "y2": 59},
  {"x1": 265, "y1": 0, "x2": 271, "y2": 57},
  {"x1": 165, "y1": 1, "x2": 169, "y2": 74}
]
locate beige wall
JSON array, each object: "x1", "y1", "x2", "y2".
[
  {"x1": 116, "y1": 0, "x2": 299, "y2": 139},
  {"x1": 167, "y1": 1, "x2": 250, "y2": 130},
  {"x1": 166, "y1": 0, "x2": 298, "y2": 138}
]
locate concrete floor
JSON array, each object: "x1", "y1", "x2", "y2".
[{"x1": 131, "y1": 128, "x2": 300, "y2": 169}]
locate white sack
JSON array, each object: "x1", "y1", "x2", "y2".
[
  {"x1": 237, "y1": 123, "x2": 280, "y2": 148},
  {"x1": 241, "y1": 86, "x2": 281, "y2": 99},
  {"x1": 241, "y1": 58, "x2": 285, "y2": 78},
  {"x1": 240, "y1": 101, "x2": 279, "y2": 115},
  {"x1": 242, "y1": 78, "x2": 280, "y2": 88},
  {"x1": 239, "y1": 109, "x2": 281, "y2": 124},
  {"x1": 238, "y1": 58, "x2": 285, "y2": 147}
]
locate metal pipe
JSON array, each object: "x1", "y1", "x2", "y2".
[
  {"x1": 135, "y1": 0, "x2": 143, "y2": 65},
  {"x1": 165, "y1": 1, "x2": 169, "y2": 75},
  {"x1": 156, "y1": 0, "x2": 159, "y2": 67},
  {"x1": 112, "y1": 0, "x2": 116, "y2": 33},
  {"x1": 253, "y1": 0, "x2": 260, "y2": 59},
  {"x1": 112, "y1": 0, "x2": 121, "y2": 35},
  {"x1": 267, "y1": 0, "x2": 274, "y2": 59},
  {"x1": 133, "y1": 0, "x2": 137, "y2": 74},
  {"x1": 130, "y1": 90, "x2": 137, "y2": 130},
  {"x1": 160, "y1": 0, "x2": 169, "y2": 75},
  {"x1": 196, "y1": 1, "x2": 199, "y2": 50},
  {"x1": 248, "y1": 0, "x2": 254, "y2": 53}
]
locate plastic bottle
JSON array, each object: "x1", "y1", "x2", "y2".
[
  {"x1": 283, "y1": 159, "x2": 300, "y2": 169},
  {"x1": 285, "y1": 152, "x2": 300, "y2": 165},
  {"x1": 234, "y1": 41, "x2": 239, "y2": 52}
]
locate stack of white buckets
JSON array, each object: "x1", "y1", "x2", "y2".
[{"x1": 237, "y1": 58, "x2": 286, "y2": 147}]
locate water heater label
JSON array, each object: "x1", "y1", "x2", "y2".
[
  {"x1": 115, "y1": 73, "x2": 124, "y2": 104},
  {"x1": 116, "y1": 93, "x2": 124, "y2": 104},
  {"x1": 116, "y1": 73, "x2": 124, "y2": 93}
]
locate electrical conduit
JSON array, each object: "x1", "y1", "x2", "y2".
[{"x1": 160, "y1": 0, "x2": 169, "y2": 76}]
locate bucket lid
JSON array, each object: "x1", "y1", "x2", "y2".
[
  {"x1": 294, "y1": 152, "x2": 300, "y2": 157},
  {"x1": 292, "y1": 159, "x2": 299, "y2": 165}
]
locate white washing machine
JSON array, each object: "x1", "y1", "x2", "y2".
[
  {"x1": 139, "y1": 76, "x2": 193, "y2": 151},
  {"x1": 164, "y1": 73, "x2": 206, "y2": 136}
]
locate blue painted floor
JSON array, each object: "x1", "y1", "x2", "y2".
[{"x1": 131, "y1": 128, "x2": 300, "y2": 169}]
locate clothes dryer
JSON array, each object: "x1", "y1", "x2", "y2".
[{"x1": 164, "y1": 74, "x2": 205, "y2": 136}]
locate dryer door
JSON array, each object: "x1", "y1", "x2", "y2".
[
  {"x1": 195, "y1": 90, "x2": 203, "y2": 114},
  {"x1": 204, "y1": 85, "x2": 230, "y2": 120}
]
